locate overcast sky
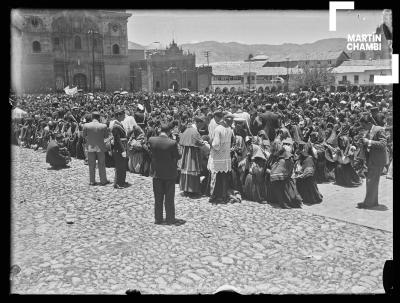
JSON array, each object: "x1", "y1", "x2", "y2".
[{"x1": 127, "y1": 10, "x2": 384, "y2": 47}]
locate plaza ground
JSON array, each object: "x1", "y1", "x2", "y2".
[{"x1": 11, "y1": 146, "x2": 393, "y2": 294}]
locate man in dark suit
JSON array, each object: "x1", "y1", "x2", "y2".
[
  {"x1": 46, "y1": 134, "x2": 70, "y2": 169},
  {"x1": 83, "y1": 111, "x2": 109, "y2": 186},
  {"x1": 111, "y1": 108, "x2": 128, "y2": 189},
  {"x1": 148, "y1": 123, "x2": 182, "y2": 225},
  {"x1": 357, "y1": 114, "x2": 388, "y2": 209}
]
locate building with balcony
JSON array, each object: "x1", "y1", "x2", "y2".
[
  {"x1": 262, "y1": 51, "x2": 349, "y2": 69},
  {"x1": 204, "y1": 60, "x2": 302, "y2": 93}
]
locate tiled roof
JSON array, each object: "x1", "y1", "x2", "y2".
[
  {"x1": 340, "y1": 59, "x2": 391, "y2": 66},
  {"x1": 266, "y1": 50, "x2": 346, "y2": 62},
  {"x1": 332, "y1": 63, "x2": 392, "y2": 74}
]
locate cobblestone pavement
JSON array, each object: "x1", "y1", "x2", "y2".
[
  {"x1": 302, "y1": 178, "x2": 393, "y2": 232},
  {"x1": 11, "y1": 146, "x2": 393, "y2": 294}
]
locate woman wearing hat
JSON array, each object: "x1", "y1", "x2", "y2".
[
  {"x1": 242, "y1": 139, "x2": 268, "y2": 203},
  {"x1": 266, "y1": 140, "x2": 302, "y2": 208},
  {"x1": 332, "y1": 136, "x2": 362, "y2": 187},
  {"x1": 127, "y1": 125, "x2": 146, "y2": 174},
  {"x1": 294, "y1": 142, "x2": 323, "y2": 205}
]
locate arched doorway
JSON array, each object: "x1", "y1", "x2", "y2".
[
  {"x1": 73, "y1": 73, "x2": 87, "y2": 90},
  {"x1": 170, "y1": 80, "x2": 179, "y2": 91},
  {"x1": 222, "y1": 87, "x2": 229, "y2": 94},
  {"x1": 230, "y1": 87, "x2": 236, "y2": 93},
  {"x1": 258, "y1": 86, "x2": 264, "y2": 93}
]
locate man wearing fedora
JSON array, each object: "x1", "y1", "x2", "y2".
[
  {"x1": 357, "y1": 113, "x2": 388, "y2": 209},
  {"x1": 83, "y1": 111, "x2": 110, "y2": 186}
]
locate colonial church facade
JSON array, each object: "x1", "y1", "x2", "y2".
[
  {"x1": 130, "y1": 40, "x2": 204, "y2": 92},
  {"x1": 11, "y1": 9, "x2": 211, "y2": 94},
  {"x1": 11, "y1": 9, "x2": 132, "y2": 93}
]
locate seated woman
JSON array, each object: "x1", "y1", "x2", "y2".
[
  {"x1": 267, "y1": 140, "x2": 303, "y2": 209},
  {"x1": 333, "y1": 136, "x2": 362, "y2": 187},
  {"x1": 46, "y1": 134, "x2": 71, "y2": 169},
  {"x1": 243, "y1": 141, "x2": 268, "y2": 203},
  {"x1": 294, "y1": 142, "x2": 323, "y2": 205},
  {"x1": 127, "y1": 125, "x2": 146, "y2": 174}
]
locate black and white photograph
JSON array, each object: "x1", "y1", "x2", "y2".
[{"x1": 10, "y1": 5, "x2": 395, "y2": 294}]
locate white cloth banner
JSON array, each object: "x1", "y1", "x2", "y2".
[{"x1": 64, "y1": 86, "x2": 78, "y2": 96}]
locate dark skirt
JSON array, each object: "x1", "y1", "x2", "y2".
[
  {"x1": 231, "y1": 168, "x2": 245, "y2": 194},
  {"x1": 315, "y1": 152, "x2": 336, "y2": 183},
  {"x1": 270, "y1": 178, "x2": 303, "y2": 208},
  {"x1": 76, "y1": 138, "x2": 85, "y2": 160},
  {"x1": 296, "y1": 176, "x2": 323, "y2": 205},
  {"x1": 334, "y1": 163, "x2": 362, "y2": 187},
  {"x1": 243, "y1": 171, "x2": 267, "y2": 202}
]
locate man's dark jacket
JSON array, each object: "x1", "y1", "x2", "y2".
[{"x1": 148, "y1": 135, "x2": 180, "y2": 180}]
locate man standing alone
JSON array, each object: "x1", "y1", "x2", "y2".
[
  {"x1": 83, "y1": 111, "x2": 109, "y2": 186},
  {"x1": 148, "y1": 123, "x2": 183, "y2": 225},
  {"x1": 357, "y1": 114, "x2": 387, "y2": 209},
  {"x1": 112, "y1": 109, "x2": 128, "y2": 189}
]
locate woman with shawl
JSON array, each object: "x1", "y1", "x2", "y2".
[
  {"x1": 127, "y1": 125, "x2": 146, "y2": 174},
  {"x1": 267, "y1": 140, "x2": 303, "y2": 208},
  {"x1": 243, "y1": 142, "x2": 268, "y2": 203},
  {"x1": 294, "y1": 142, "x2": 323, "y2": 205},
  {"x1": 333, "y1": 136, "x2": 362, "y2": 187},
  {"x1": 231, "y1": 126, "x2": 249, "y2": 193}
]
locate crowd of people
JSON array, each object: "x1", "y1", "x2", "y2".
[{"x1": 11, "y1": 86, "x2": 393, "y2": 212}]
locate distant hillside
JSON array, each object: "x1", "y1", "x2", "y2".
[
  {"x1": 128, "y1": 41, "x2": 145, "y2": 50},
  {"x1": 128, "y1": 38, "x2": 348, "y2": 64}
]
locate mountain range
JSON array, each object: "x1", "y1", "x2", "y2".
[{"x1": 128, "y1": 38, "x2": 349, "y2": 65}]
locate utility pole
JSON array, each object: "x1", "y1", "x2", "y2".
[
  {"x1": 286, "y1": 57, "x2": 289, "y2": 91},
  {"x1": 248, "y1": 54, "x2": 253, "y2": 91},
  {"x1": 203, "y1": 51, "x2": 211, "y2": 66}
]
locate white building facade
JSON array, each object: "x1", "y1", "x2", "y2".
[{"x1": 331, "y1": 59, "x2": 392, "y2": 87}]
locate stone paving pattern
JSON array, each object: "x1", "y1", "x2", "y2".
[{"x1": 11, "y1": 146, "x2": 393, "y2": 294}]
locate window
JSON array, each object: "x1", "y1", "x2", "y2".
[
  {"x1": 156, "y1": 81, "x2": 160, "y2": 88},
  {"x1": 53, "y1": 37, "x2": 60, "y2": 47},
  {"x1": 369, "y1": 74, "x2": 374, "y2": 82},
  {"x1": 31, "y1": 17, "x2": 39, "y2": 27},
  {"x1": 74, "y1": 36, "x2": 81, "y2": 49},
  {"x1": 32, "y1": 41, "x2": 41, "y2": 52},
  {"x1": 328, "y1": 60, "x2": 332, "y2": 65},
  {"x1": 360, "y1": 51, "x2": 366, "y2": 60},
  {"x1": 342, "y1": 76, "x2": 347, "y2": 81},
  {"x1": 354, "y1": 75, "x2": 359, "y2": 84},
  {"x1": 188, "y1": 80, "x2": 192, "y2": 87},
  {"x1": 112, "y1": 44, "x2": 120, "y2": 55},
  {"x1": 93, "y1": 38, "x2": 97, "y2": 49},
  {"x1": 317, "y1": 61, "x2": 321, "y2": 65},
  {"x1": 305, "y1": 61, "x2": 309, "y2": 65}
]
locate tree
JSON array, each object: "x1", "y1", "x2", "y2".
[{"x1": 291, "y1": 66, "x2": 335, "y2": 90}]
